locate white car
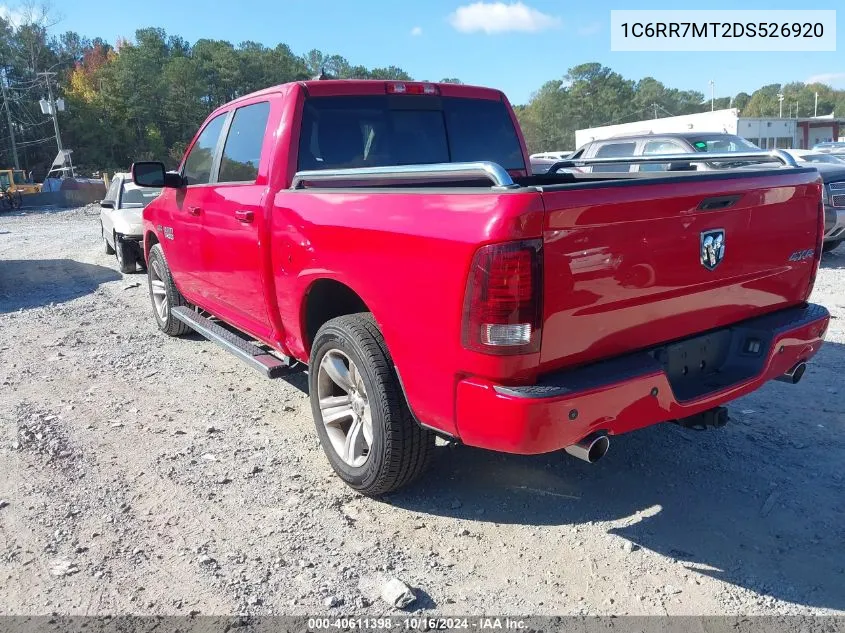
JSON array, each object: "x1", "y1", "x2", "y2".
[
  {"x1": 100, "y1": 172, "x2": 160, "y2": 273},
  {"x1": 812, "y1": 141, "x2": 845, "y2": 155},
  {"x1": 529, "y1": 151, "x2": 580, "y2": 175},
  {"x1": 779, "y1": 149, "x2": 845, "y2": 165},
  {"x1": 530, "y1": 151, "x2": 574, "y2": 161}
]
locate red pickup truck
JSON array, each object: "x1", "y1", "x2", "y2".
[{"x1": 132, "y1": 79, "x2": 829, "y2": 495}]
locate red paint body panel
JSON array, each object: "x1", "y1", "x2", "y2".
[
  {"x1": 538, "y1": 172, "x2": 822, "y2": 372},
  {"x1": 268, "y1": 189, "x2": 545, "y2": 434},
  {"x1": 142, "y1": 79, "x2": 828, "y2": 449}
]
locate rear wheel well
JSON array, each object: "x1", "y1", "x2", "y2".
[{"x1": 303, "y1": 279, "x2": 369, "y2": 354}]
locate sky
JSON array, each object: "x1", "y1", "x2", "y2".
[{"x1": 23, "y1": 0, "x2": 845, "y2": 106}]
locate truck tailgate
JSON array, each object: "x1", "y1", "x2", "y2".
[{"x1": 538, "y1": 169, "x2": 822, "y2": 369}]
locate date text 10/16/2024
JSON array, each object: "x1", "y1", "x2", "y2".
[{"x1": 307, "y1": 617, "x2": 528, "y2": 630}]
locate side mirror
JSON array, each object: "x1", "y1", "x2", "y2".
[
  {"x1": 100, "y1": 199, "x2": 114, "y2": 209},
  {"x1": 131, "y1": 161, "x2": 183, "y2": 188}
]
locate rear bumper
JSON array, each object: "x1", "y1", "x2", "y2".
[{"x1": 455, "y1": 304, "x2": 829, "y2": 454}]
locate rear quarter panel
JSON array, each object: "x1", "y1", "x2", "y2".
[{"x1": 269, "y1": 189, "x2": 545, "y2": 435}]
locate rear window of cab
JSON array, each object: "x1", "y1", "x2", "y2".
[{"x1": 298, "y1": 95, "x2": 525, "y2": 172}]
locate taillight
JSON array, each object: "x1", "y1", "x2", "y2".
[
  {"x1": 385, "y1": 82, "x2": 440, "y2": 95},
  {"x1": 462, "y1": 239, "x2": 543, "y2": 355}
]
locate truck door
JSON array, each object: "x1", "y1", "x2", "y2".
[
  {"x1": 170, "y1": 113, "x2": 228, "y2": 299},
  {"x1": 198, "y1": 100, "x2": 274, "y2": 339}
]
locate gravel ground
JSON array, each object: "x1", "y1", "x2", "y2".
[{"x1": 1, "y1": 205, "x2": 844, "y2": 616}]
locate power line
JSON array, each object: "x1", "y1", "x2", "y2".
[
  {"x1": 5, "y1": 79, "x2": 43, "y2": 90},
  {"x1": 596, "y1": 106, "x2": 652, "y2": 128},
  {"x1": 13, "y1": 102, "x2": 44, "y2": 127},
  {"x1": 16, "y1": 135, "x2": 58, "y2": 147},
  {"x1": 657, "y1": 104, "x2": 675, "y2": 117},
  {"x1": 11, "y1": 118, "x2": 52, "y2": 131}
]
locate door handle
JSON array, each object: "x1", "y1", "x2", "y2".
[
  {"x1": 234, "y1": 209, "x2": 254, "y2": 223},
  {"x1": 188, "y1": 206, "x2": 201, "y2": 216}
]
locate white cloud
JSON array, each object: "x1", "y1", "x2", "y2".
[
  {"x1": 805, "y1": 72, "x2": 845, "y2": 87},
  {"x1": 0, "y1": 4, "x2": 26, "y2": 26},
  {"x1": 449, "y1": 1, "x2": 561, "y2": 35},
  {"x1": 410, "y1": 26, "x2": 423, "y2": 36}
]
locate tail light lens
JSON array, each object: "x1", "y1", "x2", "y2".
[{"x1": 462, "y1": 239, "x2": 543, "y2": 355}]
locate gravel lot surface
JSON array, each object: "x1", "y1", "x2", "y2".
[{"x1": 1, "y1": 205, "x2": 844, "y2": 616}]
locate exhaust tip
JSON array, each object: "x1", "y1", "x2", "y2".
[
  {"x1": 565, "y1": 433, "x2": 610, "y2": 464},
  {"x1": 776, "y1": 361, "x2": 807, "y2": 384}
]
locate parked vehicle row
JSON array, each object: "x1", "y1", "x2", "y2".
[
  {"x1": 812, "y1": 141, "x2": 845, "y2": 156},
  {"x1": 99, "y1": 172, "x2": 161, "y2": 273},
  {"x1": 99, "y1": 80, "x2": 830, "y2": 496},
  {"x1": 782, "y1": 148, "x2": 845, "y2": 165},
  {"x1": 533, "y1": 133, "x2": 845, "y2": 252}
]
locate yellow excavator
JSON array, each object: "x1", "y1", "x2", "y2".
[
  {"x1": 0, "y1": 169, "x2": 41, "y2": 195},
  {"x1": 0, "y1": 169, "x2": 41, "y2": 210}
]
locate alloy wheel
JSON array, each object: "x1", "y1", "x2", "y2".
[{"x1": 316, "y1": 349, "x2": 373, "y2": 467}]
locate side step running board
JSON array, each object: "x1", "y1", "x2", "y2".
[{"x1": 171, "y1": 306, "x2": 292, "y2": 378}]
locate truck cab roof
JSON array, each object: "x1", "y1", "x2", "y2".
[{"x1": 210, "y1": 80, "x2": 506, "y2": 117}]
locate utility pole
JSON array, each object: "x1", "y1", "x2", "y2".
[
  {"x1": 653, "y1": 103, "x2": 659, "y2": 119},
  {"x1": 814, "y1": 91, "x2": 819, "y2": 117},
  {"x1": 709, "y1": 80, "x2": 715, "y2": 111},
  {"x1": 777, "y1": 93, "x2": 784, "y2": 118},
  {"x1": 0, "y1": 71, "x2": 20, "y2": 169},
  {"x1": 37, "y1": 71, "x2": 63, "y2": 154}
]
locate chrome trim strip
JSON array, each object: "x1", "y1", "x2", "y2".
[
  {"x1": 552, "y1": 149, "x2": 799, "y2": 169},
  {"x1": 291, "y1": 161, "x2": 517, "y2": 189}
]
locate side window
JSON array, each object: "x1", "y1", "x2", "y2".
[
  {"x1": 183, "y1": 114, "x2": 227, "y2": 185},
  {"x1": 105, "y1": 176, "x2": 120, "y2": 201},
  {"x1": 218, "y1": 102, "x2": 271, "y2": 183},
  {"x1": 592, "y1": 142, "x2": 636, "y2": 173},
  {"x1": 639, "y1": 140, "x2": 686, "y2": 172}
]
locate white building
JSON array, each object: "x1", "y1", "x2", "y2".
[{"x1": 575, "y1": 109, "x2": 844, "y2": 151}]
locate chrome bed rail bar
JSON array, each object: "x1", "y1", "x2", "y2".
[
  {"x1": 291, "y1": 161, "x2": 518, "y2": 189},
  {"x1": 548, "y1": 149, "x2": 799, "y2": 172}
]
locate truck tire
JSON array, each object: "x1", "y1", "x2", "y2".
[
  {"x1": 309, "y1": 313, "x2": 434, "y2": 496},
  {"x1": 147, "y1": 243, "x2": 190, "y2": 337},
  {"x1": 822, "y1": 239, "x2": 842, "y2": 253},
  {"x1": 102, "y1": 223, "x2": 115, "y2": 255},
  {"x1": 115, "y1": 233, "x2": 137, "y2": 274}
]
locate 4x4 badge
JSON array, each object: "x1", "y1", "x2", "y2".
[{"x1": 700, "y1": 229, "x2": 725, "y2": 271}]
